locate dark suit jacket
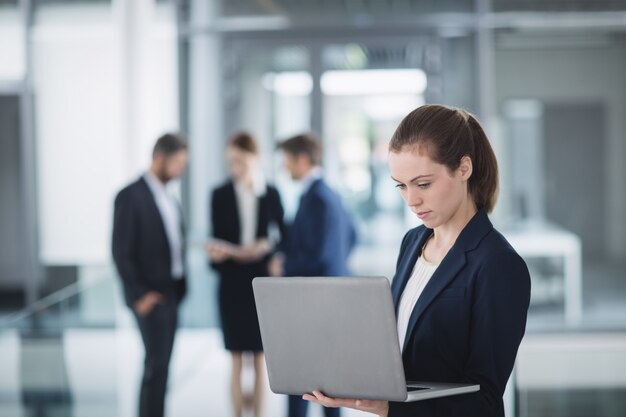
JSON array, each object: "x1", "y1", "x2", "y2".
[
  {"x1": 112, "y1": 177, "x2": 187, "y2": 308},
  {"x1": 210, "y1": 181, "x2": 285, "y2": 275},
  {"x1": 282, "y1": 178, "x2": 356, "y2": 277},
  {"x1": 389, "y1": 209, "x2": 530, "y2": 417}
]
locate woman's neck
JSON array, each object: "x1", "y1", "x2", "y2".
[
  {"x1": 427, "y1": 200, "x2": 478, "y2": 262},
  {"x1": 236, "y1": 176, "x2": 254, "y2": 191}
]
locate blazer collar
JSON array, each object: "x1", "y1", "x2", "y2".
[
  {"x1": 299, "y1": 177, "x2": 323, "y2": 202},
  {"x1": 399, "y1": 208, "x2": 493, "y2": 353},
  {"x1": 138, "y1": 176, "x2": 186, "y2": 239},
  {"x1": 392, "y1": 232, "x2": 429, "y2": 310}
]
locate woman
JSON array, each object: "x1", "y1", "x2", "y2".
[
  {"x1": 208, "y1": 131, "x2": 284, "y2": 417},
  {"x1": 303, "y1": 104, "x2": 531, "y2": 417}
]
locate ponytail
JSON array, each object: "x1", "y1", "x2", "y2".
[{"x1": 466, "y1": 114, "x2": 499, "y2": 213}]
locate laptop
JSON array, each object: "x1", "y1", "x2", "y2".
[{"x1": 252, "y1": 276, "x2": 479, "y2": 402}]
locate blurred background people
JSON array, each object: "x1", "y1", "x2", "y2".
[
  {"x1": 273, "y1": 133, "x2": 357, "y2": 417},
  {"x1": 112, "y1": 133, "x2": 189, "y2": 417},
  {"x1": 208, "y1": 131, "x2": 284, "y2": 417}
]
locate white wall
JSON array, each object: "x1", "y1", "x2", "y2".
[
  {"x1": 33, "y1": 3, "x2": 179, "y2": 265},
  {"x1": 0, "y1": 5, "x2": 25, "y2": 81}
]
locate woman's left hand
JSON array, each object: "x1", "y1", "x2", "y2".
[{"x1": 303, "y1": 391, "x2": 389, "y2": 417}]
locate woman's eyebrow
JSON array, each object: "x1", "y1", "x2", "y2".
[{"x1": 391, "y1": 174, "x2": 433, "y2": 183}]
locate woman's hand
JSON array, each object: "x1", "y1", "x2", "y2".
[
  {"x1": 303, "y1": 391, "x2": 389, "y2": 417},
  {"x1": 233, "y1": 239, "x2": 272, "y2": 263},
  {"x1": 268, "y1": 254, "x2": 284, "y2": 276},
  {"x1": 208, "y1": 238, "x2": 273, "y2": 264},
  {"x1": 206, "y1": 242, "x2": 233, "y2": 263}
]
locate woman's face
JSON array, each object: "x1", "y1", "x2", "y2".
[
  {"x1": 388, "y1": 145, "x2": 472, "y2": 229},
  {"x1": 226, "y1": 146, "x2": 256, "y2": 182}
]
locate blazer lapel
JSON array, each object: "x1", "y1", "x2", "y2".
[
  {"x1": 226, "y1": 181, "x2": 241, "y2": 244},
  {"x1": 256, "y1": 191, "x2": 269, "y2": 239},
  {"x1": 402, "y1": 245, "x2": 467, "y2": 353},
  {"x1": 400, "y1": 209, "x2": 493, "y2": 354},
  {"x1": 293, "y1": 179, "x2": 318, "y2": 226},
  {"x1": 139, "y1": 177, "x2": 169, "y2": 243},
  {"x1": 392, "y1": 230, "x2": 431, "y2": 311}
]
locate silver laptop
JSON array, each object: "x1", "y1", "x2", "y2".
[{"x1": 252, "y1": 276, "x2": 479, "y2": 402}]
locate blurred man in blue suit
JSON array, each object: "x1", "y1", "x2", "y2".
[{"x1": 271, "y1": 133, "x2": 356, "y2": 417}]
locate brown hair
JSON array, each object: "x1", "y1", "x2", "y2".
[
  {"x1": 276, "y1": 133, "x2": 322, "y2": 166},
  {"x1": 389, "y1": 104, "x2": 499, "y2": 213},
  {"x1": 228, "y1": 131, "x2": 258, "y2": 155},
  {"x1": 152, "y1": 132, "x2": 188, "y2": 158}
]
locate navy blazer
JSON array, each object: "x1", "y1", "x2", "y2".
[
  {"x1": 389, "y1": 209, "x2": 530, "y2": 417},
  {"x1": 112, "y1": 177, "x2": 187, "y2": 308},
  {"x1": 282, "y1": 178, "x2": 356, "y2": 276},
  {"x1": 210, "y1": 181, "x2": 285, "y2": 275}
]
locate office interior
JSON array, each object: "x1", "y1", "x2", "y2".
[{"x1": 1, "y1": 0, "x2": 626, "y2": 416}]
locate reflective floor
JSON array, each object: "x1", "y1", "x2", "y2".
[
  {"x1": 1, "y1": 258, "x2": 625, "y2": 417},
  {"x1": 2, "y1": 327, "x2": 626, "y2": 417},
  {"x1": 0, "y1": 327, "x2": 372, "y2": 417}
]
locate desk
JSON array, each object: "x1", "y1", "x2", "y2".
[{"x1": 504, "y1": 227, "x2": 582, "y2": 325}]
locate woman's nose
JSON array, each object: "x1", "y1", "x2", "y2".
[{"x1": 406, "y1": 189, "x2": 423, "y2": 207}]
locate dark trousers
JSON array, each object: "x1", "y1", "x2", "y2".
[
  {"x1": 133, "y1": 288, "x2": 181, "y2": 417},
  {"x1": 288, "y1": 395, "x2": 341, "y2": 417}
]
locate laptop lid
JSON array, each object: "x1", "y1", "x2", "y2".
[{"x1": 252, "y1": 276, "x2": 409, "y2": 401}]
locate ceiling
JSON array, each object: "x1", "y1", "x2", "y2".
[{"x1": 218, "y1": 0, "x2": 626, "y2": 17}]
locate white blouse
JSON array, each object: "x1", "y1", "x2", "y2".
[
  {"x1": 397, "y1": 255, "x2": 438, "y2": 351},
  {"x1": 234, "y1": 182, "x2": 259, "y2": 246}
]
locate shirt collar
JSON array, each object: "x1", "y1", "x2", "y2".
[
  {"x1": 144, "y1": 170, "x2": 166, "y2": 194},
  {"x1": 300, "y1": 166, "x2": 323, "y2": 194},
  {"x1": 233, "y1": 170, "x2": 267, "y2": 198}
]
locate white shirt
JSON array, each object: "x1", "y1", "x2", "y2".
[
  {"x1": 144, "y1": 171, "x2": 184, "y2": 279},
  {"x1": 397, "y1": 255, "x2": 438, "y2": 351},
  {"x1": 234, "y1": 181, "x2": 260, "y2": 246}
]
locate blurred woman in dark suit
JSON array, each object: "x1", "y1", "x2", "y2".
[{"x1": 208, "y1": 131, "x2": 284, "y2": 417}]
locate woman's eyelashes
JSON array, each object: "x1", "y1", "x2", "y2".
[{"x1": 394, "y1": 182, "x2": 431, "y2": 191}]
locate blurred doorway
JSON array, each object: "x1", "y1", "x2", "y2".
[
  {"x1": 320, "y1": 44, "x2": 428, "y2": 248},
  {"x1": 543, "y1": 102, "x2": 606, "y2": 260},
  {"x1": 0, "y1": 94, "x2": 26, "y2": 311}
]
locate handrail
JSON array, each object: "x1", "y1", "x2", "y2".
[{"x1": 0, "y1": 276, "x2": 109, "y2": 328}]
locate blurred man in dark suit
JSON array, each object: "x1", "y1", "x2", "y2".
[
  {"x1": 112, "y1": 133, "x2": 188, "y2": 417},
  {"x1": 273, "y1": 133, "x2": 356, "y2": 417}
]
